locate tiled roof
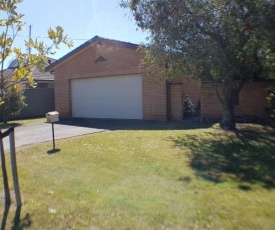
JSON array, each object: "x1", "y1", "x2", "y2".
[
  {"x1": 31, "y1": 66, "x2": 54, "y2": 81},
  {"x1": 45, "y1": 36, "x2": 139, "y2": 72},
  {"x1": 4, "y1": 57, "x2": 56, "y2": 82},
  {"x1": 2, "y1": 69, "x2": 14, "y2": 78}
]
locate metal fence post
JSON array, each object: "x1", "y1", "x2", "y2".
[
  {"x1": 0, "y1": 137, "x2": 11, "y2": 206},
  {"x1": 0, "y1": 127, "x2": 21, "y2": 207},
  {"x1": 52, "y1": 122, "x2": 55, "y2": 150},
  {"x1": 9, "y1": 127, "x2": 22, "y2": 207}
]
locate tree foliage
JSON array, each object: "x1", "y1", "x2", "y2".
[
  {"x1": 121, "y1": 0, "x2": 275, "y2": 129},
  {"x1": 0, "y1": 0, "x2": 73, "y2": 121},
  {"x1": 0, "y1": 83, "x2": 26, "y2": 124}
]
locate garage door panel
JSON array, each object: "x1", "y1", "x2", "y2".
[{"x1": 71, "y1": 75, "x2": 143, "y2": 119}]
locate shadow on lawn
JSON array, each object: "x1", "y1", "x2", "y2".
[
  {"x1": 1, "y1": 204, "x2": 32, "y2": 230},
  {"x1": 171, "y1": 127, "x2": 275, "y2": 189},
  {"x1": 57, "y1": 118, "x2": 214, "y2": 131},
  {"x1": 47, "y1": 148, "x2": 61, "y2": 155}
]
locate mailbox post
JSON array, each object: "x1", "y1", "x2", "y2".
[{"x1": 46, "y1": 111, "x2": 59, "y2": 150}]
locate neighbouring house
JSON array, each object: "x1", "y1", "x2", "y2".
[
  {"x1": 6, "y1": 57, "x2": 56, "y2": 88},
  {"x1": 45, "y1": 36, "x2": 274, "y2": 121}
]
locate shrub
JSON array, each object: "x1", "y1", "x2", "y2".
[
  {"x1": 183, "y1": 95, "x2": 198, "y2": 119},
  {"x1": 0, "y1": 85, "x2": 27, "y2": 124}
]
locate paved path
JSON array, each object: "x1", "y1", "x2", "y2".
[{"x1": 2, "y1": 122, "x2": 107, "y2": 151}]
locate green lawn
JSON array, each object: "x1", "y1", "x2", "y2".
[{"x1": 1, "y1": 122, "x2": 274, "y2": 229}]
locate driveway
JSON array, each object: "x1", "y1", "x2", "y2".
[
  {"x1": 2, "y1": 118, "x2": 156, "y2": 151},
  {"x1": 2, "y1": 121, "x2": 106, "y2": 151}
]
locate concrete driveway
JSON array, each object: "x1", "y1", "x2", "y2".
[
  {"x1": 2, "y1": 121, "x2": 107, "y2": 151},
  {"x1": 2, "y1": 118, "x2": 156, "y2": 151}
]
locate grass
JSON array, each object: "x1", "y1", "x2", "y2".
[
  {"x1": 0, "y1": 122, "x2": 275, "y2": 229},
  {"x1": 0, "y1": 117, "x2": 45, "y2": 129}
]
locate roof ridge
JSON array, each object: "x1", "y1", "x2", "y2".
[{"x1": 92, "y1": 35, "x2": 139, "y2": 47}]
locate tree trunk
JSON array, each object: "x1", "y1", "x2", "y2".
[
  {"x1": 219, "y1": 82, "x2": 236, "y2": 130},
  {"x1": 220, "y1": 103, "x2": 236, "y2": 130}
]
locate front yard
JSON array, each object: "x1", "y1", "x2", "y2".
[{"x1": 1, "y1": 122, "x2": 274, "y2": 229}]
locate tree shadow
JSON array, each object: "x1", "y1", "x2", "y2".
[
  {"x1": 58, "y1": 118, "x2": 214, "y2": 131},
  {"x1": 1, "y1": 203, "x2": 10, "y2": 230},
  {"x1": 11, "y1": 206, "x2": 32, "y2": 230},
  {"x1": 171, "y1": 127, "x2": 275, "y2": 189},
  {"x1": 1, "y1": 204, "x2": 32, "y2": 230}
]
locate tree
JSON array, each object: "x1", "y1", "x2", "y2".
[
  {"x1": 0, "y1": 83, "x2": 26, "y2": 125},
  {"x1": 121, "y1": 0, "x2": 275, "y2": 130},
  {"x1": 0, "y1": 0, "x2": 73, "y2": 123}
]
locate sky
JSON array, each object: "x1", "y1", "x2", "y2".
[{"x1": 3, "y1": 0, "x2": 149, "y2": 66}]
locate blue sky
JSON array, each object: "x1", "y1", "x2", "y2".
[{"x1": 5, "y1": 0, "x2": 149, "y2": 64}]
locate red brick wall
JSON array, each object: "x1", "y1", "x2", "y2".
[
  {"x1": 180, "y1": 78, "x2": 201, "y2": 108},
  {"x1": 55, "y1": 42, "x2": 141, "y2": 78},
  {"x1": 142, "y1": 76, "x2": 202, "y2": 121},
  {"x1": 142, "y1": 77, "x2": 201, "y2": 121},
  {"x1": 169, "y1": 77, "x2": 201, "y2": 120},
  {"x1": 201, "y1": 83, "x2": 223, "y2": 119},
  {"x1": 54, "y1": 70, "x2": 71, "y2": 117},
  {"x1": 235, "y1": 81, "x2": 273, "y2": 118},
  {"x1": 171, "y1": 77, "x2": 201, "y2": 105},
  {"x1": 142, "y1": 76, "x2": 167, "y2": 120},
  {"x1": 201, "y1": 81, "x2": 274, "y2": 119}
]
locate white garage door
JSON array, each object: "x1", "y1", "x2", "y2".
[{"x1": 71, "y1": 74, "x2": 143, "y2": 119}]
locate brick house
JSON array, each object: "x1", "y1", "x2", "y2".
[{"x1": 46, "y1": 36, "x2": 273, "y2": 121}]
